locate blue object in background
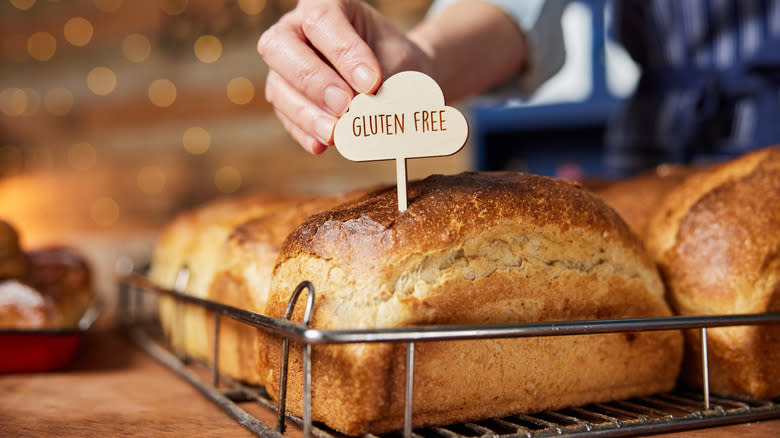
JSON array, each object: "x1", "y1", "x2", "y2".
[{"x1": 470, "y1": 0, "x2": 635, "y2": 179}]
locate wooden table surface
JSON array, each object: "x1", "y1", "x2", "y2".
[{"x1": 1, "y1": 330, "x2": 777, "y2": 438}]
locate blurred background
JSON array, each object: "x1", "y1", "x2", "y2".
[
  {"x1": 0, "y1": 0, "x2": 461, "y2": 247},
  {"x1": 0, "y1": 0, "x2": 637, "y2": 298}
]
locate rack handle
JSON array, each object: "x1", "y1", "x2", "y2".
[{"x1": 276, "y1": 281, "x2": 316, "y2": 436}]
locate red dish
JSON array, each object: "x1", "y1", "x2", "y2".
[
  {"x1": 0, "y1": 329, "x2": 85, "y2": 373},
  {"x1": 0, "y1": 302, "x2": 100, "y2": 373}
]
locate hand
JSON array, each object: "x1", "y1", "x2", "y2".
[{"x1": 258, "y1": 0, "x2": 433, "y2": 154}]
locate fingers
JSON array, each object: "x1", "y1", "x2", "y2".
[
  {"x1": 257, "y1": 0, "x2": 386, "y2": 155},
  {"x1": 259, "y1": 23, "x2": 353, "y2": 117},
  {"x1": 266, "y1": 70, "x2": 333, "y2": 154},
  {"x1": 276, "y1": 110, "x2": 327, "y2": 155},
  {"x1": 299, "y1": 1, "x2": 382, "y2": 93}
]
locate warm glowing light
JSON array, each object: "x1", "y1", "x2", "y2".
[
  {"x1": 226, "y1": 77, "x2": 255, "y2": 105},
  {"x1": 22, "y1": 88, "x2": 40, "y2": 115},
  {"x1": 0, "y1": 146, "x2": 24, "y2": 172},
  {"x1": 93, "y1": 0, "x2": 122, "y2": 13},
  {"x1": 214, "y1": 166, "x2": 242, "y2": 194},
  {"x1": 136, "y1": 166, "x2": 166, "y2": 193},
  {"x1": 182, "y1": 127, "x2": 210, "y2": 154},
  {"x1": 0, "y1": 88, "x2": 27, "y2": 117},
  {"x1": 64, "y1": 17, "x2": 93, "y2": 47},
  {"x1": 10, "y1": 0, "x2": 36, "y2": 11},
  {"x1": 238, "y1": 0, "x2": 265, "y2": 15},
  {"x1": 67, "y1": 142, "x2": 96, "y2": 171},
  {"x1": 194, "y1": 35, "x2": 222, "y2": 63},
  {"x1": 122, "y1": 33, "x2": 151, "y2": 63},
  {"x1": 148, "y1": 79, "x2": 176, "y2": 108},
  {"x1": 27, "y1": 32, "x2": 56, "y2": 61},
  {"x1": 160, "y1": 0, "x2": 188, "y2": 15},
  {"x1": 87, "y1": 67, "x2": 117, "y2": 95},
  {"x1": 90, "y1": 197, "x2": 119, "y2": 226},
  {"x1": 44, "y1": 87, "x2": 74, "y2": 116}
]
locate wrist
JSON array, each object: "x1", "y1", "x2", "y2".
[{"x1": 407, "y1": 25, "x2": 439, "y2": 82}]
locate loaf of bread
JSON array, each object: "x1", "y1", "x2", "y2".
[
  {"x1": 262, "y1": 172, "x2": 683, "y2": 435},
  {"x1": 150, "y1": 193, "x2": 308, "y2": 361},
  {"x1": 594, "y1": 165, "x2": 693, "y2": 240},
  {"x1": 646, "y1": 146, "x2": 780, "y2": 399},
  {"x1": 203, "y1": 189, "x2": 376, "y2": 384}
]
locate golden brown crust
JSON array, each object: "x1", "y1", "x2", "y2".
[
  {"x1": 264, "y1": 172, "x2": 681, "y2": 435},
  {"x1": 646, "y1": 145, "x2": 780, "y2": 399},
  {"x1": 594, "y1": 164, "x2": 695, "y2": 241},
  {"x1": 280, "y1": 172, "x2": 658, "y2": 292},
  {"x1": 150, "y1": 192, "x2": 309, "y2": 361},
  {"x1": 206, "y1": 189, "x2": 379, "y2": 385}
]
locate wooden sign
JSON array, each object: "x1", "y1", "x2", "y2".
[{"x1": 334, "y1": 71, "x2": 469, "y2": 212}]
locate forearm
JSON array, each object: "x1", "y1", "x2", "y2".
[{"x1": 408, "y1": 0, "x2": 528, "y2": 103}]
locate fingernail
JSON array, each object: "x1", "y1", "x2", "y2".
[
  {"x1": 353, "y1": 64, "x2": 379, "y2": 93},
  {"x1": 324, "y1": 86, "x2": 350, "y2": 115},
  {"x1": 314, "y1": 117, "x2": 335, "y2": 144}
]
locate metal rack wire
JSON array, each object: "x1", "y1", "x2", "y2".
[{"x1": 119, "y1": 270, "x2": 780, "y2": 438}]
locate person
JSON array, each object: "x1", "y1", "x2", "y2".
[{"x1": 257, "y1": 0, "x2": 780, "y2": 176}]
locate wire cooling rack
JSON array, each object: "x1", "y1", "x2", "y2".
[{"x1": 118, "y1": 270, "x2": 780, "y2": 438}]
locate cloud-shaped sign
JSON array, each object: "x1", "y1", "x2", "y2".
[{"x1": 334, "y1": 71, "x2": 468, "y2": 161}]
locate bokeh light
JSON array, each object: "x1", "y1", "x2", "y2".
[
  {"x1": 67, "y1": 142, "x2": 97, "y2": 171},
  {"x1": 148, "y1": 79, "x2": 177, "y2": 108},
  {"x1": 22, "y1": 88, "x2": 41, "y2": 115},
  {"x1": 93, "y1": 0, "x2": 122, "y2": 13},
  {"x1": 214, "y1": 166, "x2": 241, "y2": 193},
  {"x1": 182, "y1": 127, "x2": 210, "y2": 154},
  {"x1": 160, "y1": 0, "x2": 188, "y2": 15},
  {"x1": 10, "y1": 0, "x2": 36, "y2": 11},
  {"x1": 238, "y1": 0, "x2": 266, "y2": 15},
  {"x1": 136, "y1": 165, "x2": 166, "y2": 193},
  {"x1": 122, "y1": 33, "x2": 151, "y2": 63},
  {"x1": 44, "y1": 87, "x2": 74, "y2": 116},
  {"x1": 194, "y1": 35, "x2": 222, "y2": 63},
  {"x1": 27, "y1": 32, "x2": 57, "y2": 61},
  {"x1": 64, "y1": 17, "x2": 94, "y2": 47},
  {"x1": 90, "y1": 196, "x2": 120, "y2": 226},
  {"x1": 226, "y1": 77, "x2": 255, "y2": 105},
  {"x1": 87, "y1": 66, "x2": 117, "y2": 95},
  {"x1": 0, "y1": 88, "x2": 28, "y2": 117}
]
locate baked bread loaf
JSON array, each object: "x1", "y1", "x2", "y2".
[
  {"x1": 263, "y1": 172, "x2": 683, "y2": 435},
  {"x1": 206, "y1": 190, "x2": 374, "y2": 384},
  {"x1": 594, "y1": 165, "x2": 693, "y2": 240},
  {"x1": 646, "y1": 145, "x2": 780, "y2": 399},
  {"x1": 150, "y1": 193, "x2": 308, "y2": 361},
  {"x1": 0, "y1": 219, "x2": 26, "y2": 280}
]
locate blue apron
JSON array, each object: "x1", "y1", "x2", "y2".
[{"x1": 606, "y1": 0, "x2": 780, "y2": 176}]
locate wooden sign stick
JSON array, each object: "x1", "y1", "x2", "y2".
[{"x1": 396, "y1": 157, "x2": 408, "y2": 212}]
